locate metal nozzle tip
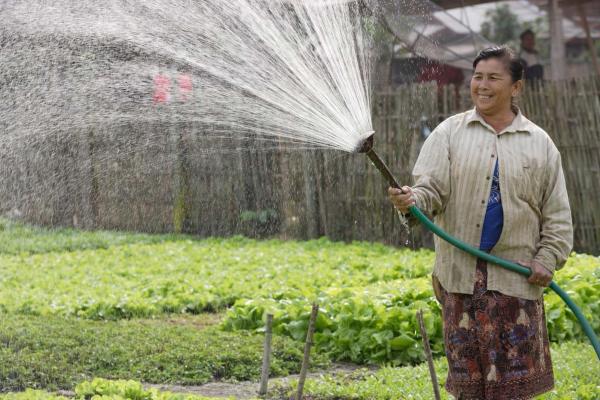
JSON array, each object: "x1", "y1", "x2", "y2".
[{"x1": 355, "y1": 131, "x2": 375, "y2": 153}]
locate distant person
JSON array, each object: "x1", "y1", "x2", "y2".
[{"x1": 519, "y1": 29, "x2": 544, "y2": 81}]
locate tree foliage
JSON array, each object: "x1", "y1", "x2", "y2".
[{"x1": 480, "y1": 4, "x2": 522, "y2": 47}]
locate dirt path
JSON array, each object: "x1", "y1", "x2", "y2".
[{"x1": 143, "y1": 363, "x2": 367, "y2": 399}]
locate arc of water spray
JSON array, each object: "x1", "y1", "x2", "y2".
[{"x1": 356, "y1": 133, "x2": 600, "y2": 361}]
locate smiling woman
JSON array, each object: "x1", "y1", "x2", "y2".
[
  {"x1": 470, "y1": 47, "x2": 524, "y2": 132},
  {"x1": 388, "y1": 45, "x2": 573, "y2": 400}
]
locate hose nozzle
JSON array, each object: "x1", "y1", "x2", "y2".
[
  {"x1": 356, "y1": 132, "x2": 375, "y2": 154},
  {"x1": 355, "y1": 132, "x2": 401, "y2": 189}
]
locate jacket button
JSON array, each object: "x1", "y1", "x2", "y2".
[
  {"x1": 486, "y1": 176, "x2": 491, "y2": 180},
  {"x1": 482, "y1": 200, "x2": 486, "y2": 204},
  {"x1": 476, "y1": 224, "x2": 481, "y2": 228}
]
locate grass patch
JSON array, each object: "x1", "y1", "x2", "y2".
[
  {"x1": 1, "y1": 219, "x2": 597, "y2": 370},
  {"x1": 0, "y1": 237, "x2": 434, "y2": 319},
  {"x1": 5, "y1": 342, "x2": 594, "y2": 399},
  {"x1": 0, "y1": 217, "x2": 187, "y2": 255},
  {"x1": 0, "y1": 314, "x2": 329, "y2": 392},
  {"x1": 0, "y1": 224, "x2": 597, "y2": 366}
]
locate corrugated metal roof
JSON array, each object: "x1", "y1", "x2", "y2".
[
  {"x1": 366, "y1": 0, "x2": 494, "y2": 69},
  {"x1": 438, "y1": 0, "x2": 600, "y2": 39},
  {"x1": 529, "y1": 0, "x2": 600, "y2": 37}
]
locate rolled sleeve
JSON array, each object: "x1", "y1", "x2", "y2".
[
  {"x1": 533, "y1": 143, "x2": 573, "y2": 273},
  {"x1": 411, "y1": 122, "x2": 451, "y2": 219}
]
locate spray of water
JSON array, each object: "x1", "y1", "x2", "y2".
[
  {"x1": 2, "y1": 0, "x2": 376, "y2": 153},
  {"x1": 1, "y1": 0, "x2": 413, "y2": 235}
]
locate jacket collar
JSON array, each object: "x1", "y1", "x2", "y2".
[{"x1": 466, "y1": 107, "x2": 531, "y2": 135}]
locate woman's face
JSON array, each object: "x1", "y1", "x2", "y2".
[{"x1": 470, "y1": 58, "x2": 520, "y2": 116}]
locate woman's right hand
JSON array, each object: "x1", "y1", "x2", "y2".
[{"x1": 388, "y1": 186, "x2": 416, "y2": 215}]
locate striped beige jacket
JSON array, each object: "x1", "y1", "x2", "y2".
[{"x1": 412, "y1": 108, "x2": 573, "y2": 300}]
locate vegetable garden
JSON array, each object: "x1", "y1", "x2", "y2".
[{"x1": 0, "y1": 218, "x2": 598, "y2": 399}]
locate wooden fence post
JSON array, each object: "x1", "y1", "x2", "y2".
[
  {"x1": 417, "y1": 309, "x2": 440, "y2": 400},
  {"x1": 296, "y1": 303, "x2": 319, "y2": 400},
  {"x1": 302, "y1": 152, "x2": 320, "y2": 238},
  {"x1": 259, "y1": 313, "x2": 274, "y2": 396}
]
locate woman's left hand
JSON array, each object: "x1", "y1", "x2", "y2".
[{"x1": 517, "y1": 260, "x2": 554, "y2": 287}]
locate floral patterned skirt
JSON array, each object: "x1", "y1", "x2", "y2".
[{"x1": 437, "y1": 259, "x2": 554, "y2": 400}]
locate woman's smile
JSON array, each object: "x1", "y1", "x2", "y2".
[{"x1": 470, "y1": 57, "x2": 520, "y2": 118}]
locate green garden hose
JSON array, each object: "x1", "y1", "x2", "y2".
[
  {"x1": 358, "y1": 141, "x2": 600, "y2": 361},
  {"x1": 411, "y1": 206, "x2": 600, "y2": 361}
]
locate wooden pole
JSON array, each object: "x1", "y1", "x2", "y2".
[
  {"x1": 302, "y1": 152, "x2": 320, "y2": 238},
  {"x1": 173, "y1": 127, "x2": 190, "y2": 233},
  {"x1": 576, "y1": 0, "x2": 600, "y2": 77},
  {"x1": 417, "y1": 309, "x2": 441, "y2": 400},
  {"x1": 549, "y1": 0, "x2": 567, "y2": 80},
  {"x1": 295, "y1": 303, "x2": 319, "y2": 400},
  {"x1": 258, "y1": 313, "x2": 274, "y2": 396}
]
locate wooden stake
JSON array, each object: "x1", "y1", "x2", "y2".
[
  {"x1": 258, "y1": 313, "x2": 274, "y2": 396},
  {"x1": 295, "y1": 303, "x2": 319, "y2": 400},
  {"x1": 417, "y1": 309, "x2": 441, "y2": 400}
]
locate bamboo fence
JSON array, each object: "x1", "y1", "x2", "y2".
[{"x1": 2, "y1": 77, "x2": 599, "y2": 254}]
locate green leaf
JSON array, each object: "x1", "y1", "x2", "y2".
[{"x1": 390, "y1": 334, "x2": 416, "y2": 351}]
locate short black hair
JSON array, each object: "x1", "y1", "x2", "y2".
[
  {"x1": 473, "y1": 45, "x2": 524, "y2": 83},
  {"x1": 520, "y1": 29, "x2": 535, "y2": 40}
]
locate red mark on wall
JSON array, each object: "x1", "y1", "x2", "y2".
[
  {"x1": 153, "y1": 74, "x2": 171, "y2": 104},
  {"x1": 178, "y1": 73, "x2": 193, "y2": 103}
]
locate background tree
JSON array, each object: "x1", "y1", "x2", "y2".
[{"x1": 480, "y1": 4, "x2": 522, "y2": 47}]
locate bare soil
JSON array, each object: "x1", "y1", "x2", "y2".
[{"x1": 143, "y1": 363, "x2": 366, "y2": 399}]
